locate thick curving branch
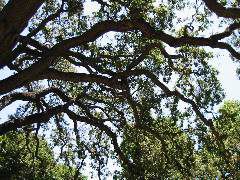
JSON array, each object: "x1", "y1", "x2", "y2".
[
  {"x1": 0, "y1": 20, "x2": 136, "y2": 96},
  {"x1": 202, "y1": 0, "x2": 240, "y2": 19},
  {"x1": 38, "y1": 68, "x2": 124, "y2": 89},
  {"x1": 0, "y1": 62, "x2": 128, "y2": 95},
  {"x1": 0, "y1": 104, "x2": 68, "y2": 135},
  {"x1": 56, "y1": 18, "x2": 240, "y2": 60},
  {"x1": 1, "y1": 17, "x2": 240, "y2": 96},
  {"x1": 210, "y1": 22, "x2": 240, "y2": 40},
  {"x1": 0, "y1": 0, "x2": 44, "y2": 68},
  {"x1": 0, "y1": 87, "x2": 70, "y2": 111}
]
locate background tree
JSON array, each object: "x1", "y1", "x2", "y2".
[
  {"x1": 0, "y1": 131, "x2": 87, "y2": 179},
  {"x1": 0, "y1": 0, "x2": 240, "y2": 178},
  {"x1": 119, "y1": 101, "x2": 240, "y2": 178}
]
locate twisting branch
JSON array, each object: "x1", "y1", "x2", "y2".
[
  {"x1": 0, "y1": 104, "x2": 69, "y2": 135},
  {"x1": 0, "y1": 0, "x2": 44, "y2": 68},
  {"x1": 0, "y1": 87, "x2": 70, "y2": 111},
  {"x1": 117, "y1": 68, "x2": 231, "y2": 163},
  {"x1": 1, "y1": 16, "x2": 240, "y2": 96},
  {"x1": 64, "y1": 109, "x2": 138, "y2": 176},
  {"x1": 202, "y1": 0, "x2": 240, "y2": 18},
  {"x1": 117, "y1": 69, "x2": 213, "y2": 126},
  {"x1": 210, "y1": 22, "x2": 240, "y2": 40}
]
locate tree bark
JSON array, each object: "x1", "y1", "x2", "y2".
[{"x1": 0, "y1": 0, "x2": 44, "y2": 68}]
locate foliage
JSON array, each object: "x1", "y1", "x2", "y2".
[
  {"x1": 0, "y1": 131, "x2": 86, "y2": 179},
  {"x1": 0, "y1": 0, "x2": 240, "y2": 179},
  {"x1": 121, "y1": 118, "x2": 195, "y2": 179},
  {"x1": 120, "y1": 101, "x2": 240, "y2": 179}
]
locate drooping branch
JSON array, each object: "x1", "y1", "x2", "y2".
[
  {"x1": 117, "y1": 68, "x2": 230, "y2": 161},
  {"x1": 65, "y1": 109, "x2": 137, "y2": 176},
  {"x1": 117, "y1": 69, "x2": 213, "y2": 127},
  {"x1": 75, "y1": 92, "x2": 127, "y2": 127}
]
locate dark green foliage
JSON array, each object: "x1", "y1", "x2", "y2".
[{"x1": 0, "y1": 131, "x2": 86, "y2": 180}]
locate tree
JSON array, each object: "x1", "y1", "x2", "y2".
[
  {"x1": 0, "y1": 131, "x2": 86, "y2": 179},
  {"x1": 0, "y1": 0, "x2": 240, "y2": 178},
  {"x1": 119, "y1": 101, "x2": 240, "y2": 178}
]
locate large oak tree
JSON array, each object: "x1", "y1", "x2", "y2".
[{"x1": 0, "y1": 0, "x2": 240, "y2": 178}]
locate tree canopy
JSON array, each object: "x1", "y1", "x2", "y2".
[
  {"x1": 0, "y1": 131, "x2": 86, "y2": 179},
  {"x1": 0, "y1": 0, "x2": 240, "y2": 178}
]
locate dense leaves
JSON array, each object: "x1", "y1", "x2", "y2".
[
  {"x1": 0, "y1": 0, "x2": 240, "y2": 178},
  {"x1": 0, "y1": 131, "x2": 86, "y2": 179}
]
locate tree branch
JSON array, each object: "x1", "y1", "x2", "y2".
[
  {"x1": 0, "y1": 87, "x2": 70, "y2": 111},
  {"x1": 65, "y1": 109, "x2": 137, "y2": 176},
  {"x1": 27, "y1": 0, "x2": 64, "y2": 37},
  {"x1": 202, "y1": 0, "x2": 240, "y2": 18},
  {"x1": 1, "y1": 18, "x2": 239, "y2": 96},
  {"x1": 0, "y1": 0, "x2": 44, "y2": 68},
  {"x1": 37, "y1": 68, "x2": 124, "y2": 89},
  {"x1": 0, "y1": 104, "x2": 68, "y2": 135}
]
